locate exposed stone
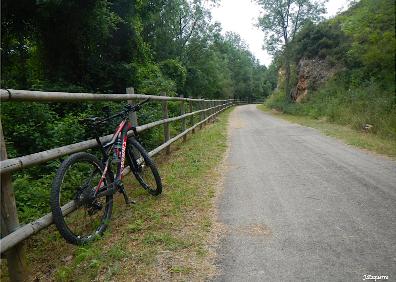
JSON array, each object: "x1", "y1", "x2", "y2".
[{"x1": 291, "y1": 58, "x2": 339, "y2": 102}]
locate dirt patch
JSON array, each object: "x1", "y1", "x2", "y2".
[
  {"x1": 229, "y1": 107, "x2": 245, "y2": 129},
  {"x1": 271, "y1": 108, "x2": 283, "y2": 114},
  {"x1": 233, "y1": 224, "x2": 272, "y2": 237}
]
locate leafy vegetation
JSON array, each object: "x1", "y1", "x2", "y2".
[
  {"x1": 1, "y1": 108, "x2": 233, "y2": 282},
  {"x1": 256, "y1": 0, "x2": 327, "y2": 99},
  {"x1": 264, "y1": 0, "x2": 395, "y2": 144},
  {"x1": 1, "y1": 0, "x2": 273, "y2": 223}
]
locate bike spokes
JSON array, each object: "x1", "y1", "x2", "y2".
[{"x1": 51, "y1": 153, "x2": 113, "y2": 245}]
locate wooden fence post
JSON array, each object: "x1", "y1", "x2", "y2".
[
  {"x1": 208, "y1": 101, "x2": 212, "y2": 122},
  {"x1": 212, "y1": 101, "x2": 215, "y2": 121},
  {"x1": 126, "y1": 87, "x2": 138, "y2": 127},
  {"x1": 189, "y1": 98, "x2": 194, "y2": 134},
  {"x1": 200, "y1": 99, "x2": 205, "y2": 129},
  {"x1": 180, "y1": 95, "x2": 186, "y2": 142},
  {"x1": 198, "y1": 97, "x2": 205, "y2": 129},
  {"x1": 162, "y1": 93, "x2": 170, "y2": 154},
  {"x1": 0, "y1": 120, "x2": 28, "y2": 282},
  {"x1": 207, "y1": 101, "x2": 211, "y2": 123}
]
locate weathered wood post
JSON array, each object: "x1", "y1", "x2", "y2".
[
  {"x1": 189, "y1": 98, "x2": 194, "y2": 134},
  {"x1": 202, "y1": 99, "x2": 207, "y2": 127},
  {"x1": 208, "y1": 101, "x2": 212, "y2": 122},
  {"x1": 207, "y1": 101, "x2": 211, "y2": 123},
  {"x1": 0, "y1": 120, "x2": 29, "y2": 282},
  {"x1": 126, "y1": 87, "x2": 138, "y2": 127},
  {"x1": 162, "y1": 93, "x2": 170, "y2": 154},
  {"x1": 199, "y1": 98, "x2": 204, "y2": 129},
  {"x1": 180, "y1": 95, "x2": 187, "y2": 142},
  {"x1": 208, "y1": 101, "x2": 211, "y2": 122},
  {"x1": 212, "y1": 101, "x2": 215, "y2": 121}
]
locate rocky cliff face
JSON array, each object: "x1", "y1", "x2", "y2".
[{"x1": 291, "y1": 58, "x2": 339, "y2": 102}]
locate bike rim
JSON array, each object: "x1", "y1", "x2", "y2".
[
  {"x1": 59, "y1": 159, "x2": 111, "y2": 241},
  {"x1": 130, "y1": 146, "x2": 158, "y2": 192}
]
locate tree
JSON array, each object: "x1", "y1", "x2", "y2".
[{"x1": 256, "y1": 0, "x2": 326, "y2": 101}]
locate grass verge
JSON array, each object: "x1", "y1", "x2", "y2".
[
  {"x1": 257, "y1": 104, "x2": 396, "y2": 158},
  {"x1": 1, "y1": 108, "x2": 233, "y2": 281}
]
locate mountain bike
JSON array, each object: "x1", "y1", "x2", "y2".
[{"x1": 50, "y1": 98, "x2": 162, "y2": 245}]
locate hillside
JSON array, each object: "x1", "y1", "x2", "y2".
[{"x1": 265, "y1": 0, "x2": 395, "y2": 141}]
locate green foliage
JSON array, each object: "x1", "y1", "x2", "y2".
[
  {"x1": 256, "y1": 0, "x2": 327, "y2": 100},
  {"x1": 292, "y1": 20, "x2": 350, "y2": 63},
  {"x1": 13, "y1": 173, "x2": 53, "y2": 223},
  {"x1": 1, "y1": 0, "x2": 274, "y2": 225},
  {"x1": 291, "y1": 0, "x2": 395, "y2": 84},
  {"x1": 133, "y1": 63, "x2": 177, "y2": 96},
  {"x1": 266, "y1": 76, "x2": 396, "y2": 140},
  {"x1": 340, "y1": 0, "x2": 395, "y2": 82},
  {"x1": 257, "y1": 0, "x2": 327, "y2": 53},
  {"x1": 265, "y1": 0, "x2": 396, "y2": 143},
  {"x1": 159, "y1": 59, "x2": 187, "y2": 93},
  {"x1": 1, "y1": 102, "x2": 56, "y2": 156}
]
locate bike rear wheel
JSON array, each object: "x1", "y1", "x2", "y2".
[
  {"x1": 126, "y1": 138, "x2": 162, "y2": 196},
  {"x1": 50, "y1": 152, "x2": 113, "y2": 245}
]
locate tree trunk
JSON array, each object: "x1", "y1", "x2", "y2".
[{"x1": 284, "y1": 45, "x2": 292, "y2": 102}]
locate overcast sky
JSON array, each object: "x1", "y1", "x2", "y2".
[{"x1": 210, "y1": 0, "x2": 351, "y2": 66}]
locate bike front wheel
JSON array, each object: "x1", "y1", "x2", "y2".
[
  {"x1": 50, "y1": 152, "x2": 113, "y2": 245},
  {"x1": 126, "y1": 138, "x2": 162, "y2": 196}
]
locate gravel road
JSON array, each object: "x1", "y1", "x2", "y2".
[{"x1": 214, "y1": 105, "x2": 396, "y2": 282}]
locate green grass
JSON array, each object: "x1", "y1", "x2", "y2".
[
  {"x1": 265, "y1": 79, "x2": 396, "y2": 141},
  {"x1": 0, "y1": 108, "x2": 232, "y2": 282},
  {"x1": 258, "y1": 104, "x2": 396, "y2": 158}
]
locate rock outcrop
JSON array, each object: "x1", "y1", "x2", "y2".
[{"x1": 291, "y1": 58, "x2": 339, "y2": 102}]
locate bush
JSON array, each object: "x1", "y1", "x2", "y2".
[
  {"x1": 14, "y1": 173, "x2": 53, "y2": 223},
  {"x1": 265, "y1": 77, "x2": 396, "y2": 140}
]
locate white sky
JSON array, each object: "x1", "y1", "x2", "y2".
[{"x1": 210, "y1": 0, "x2": 351, "y2": 66}]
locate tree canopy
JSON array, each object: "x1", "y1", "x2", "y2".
[
  {"x1": 1, "y1": 0, "x2": 277, "y2": 222},
  {"x1": 256, "y1": 0, "x2": 327, "y2": 100},
  {"x1": 1, "y1": 0, "x2": 272, "y2": 100}
]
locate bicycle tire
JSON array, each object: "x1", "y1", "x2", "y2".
[
  {"x1": 126, "y1": 138, "x2": 162, "y2": 196},
  {"x1": 50, "y1": 152, "x2": 113, "y2": 245}
]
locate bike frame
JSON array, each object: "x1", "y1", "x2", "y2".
[{"x1": 94, "y1": 117, "x2": 133, "y2": 196}]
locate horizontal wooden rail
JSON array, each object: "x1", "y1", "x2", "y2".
[
  {"x1": 148, "y1": 103, "x2": 232, "y2": 156},
  {"x1": 0, "y1": 103, "x2": 227, "y2": 174},
  {"x1": 0, "y1": 86, "x2": 236, "y2": 282},
  {"x1": 0, "y1": 102, "x2": 232, "y2": 254},
  {"x1": 0, "y1": 201, "x2": 76, "y2": 254},
  {"x1": 0, "y1": 89, "x2": 230, "y2": 103}
]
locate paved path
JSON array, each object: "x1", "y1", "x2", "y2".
[{"x1": 214, "y1": 105, "x2": 396, "y2": 282}]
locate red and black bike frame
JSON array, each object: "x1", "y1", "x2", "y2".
[{"x1": 93, "y1": 118, "x2": 133, "y2": 196}]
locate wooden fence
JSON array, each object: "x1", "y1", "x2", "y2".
[{"x1": 0, "y1": 88, "x2": 234, "y2": 281}]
